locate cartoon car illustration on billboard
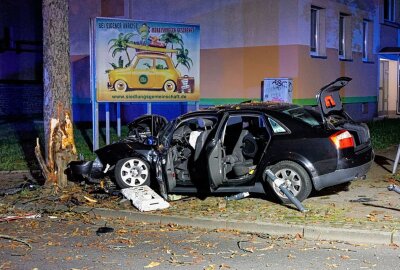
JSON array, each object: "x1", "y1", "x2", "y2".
[{"x1": 107, "y1": 51, "x2": 181, "y2": 92}]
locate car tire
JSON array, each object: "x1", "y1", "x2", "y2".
[
  {"x1": 265, "y1": 160, "x2": 312, "y2": 204},
  {"x1": 114, "y1": 157, "x2": 150, "y2": 189},
  {"x1": 163, "y1": 80, "x2": 176, "y2": 92},
  {"x1": 114, "y1": 79, "x2": 128, "y2": 92}
]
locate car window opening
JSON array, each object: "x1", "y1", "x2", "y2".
[
  {"x1": 282, "y1": 107, "x2": 322, "y2": 127},
  {"x1": 169, "y1": 116, "x2": 216, "y2": 184},
  {"x1": 222, "y1": 115, "x2": 269, "y2": 180}
]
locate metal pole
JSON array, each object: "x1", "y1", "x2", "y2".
[
  {"x1": 117, "y1": 102, "x2": 121, "y2": 137},
  {"x1": 90, "y1": 18, "x2": 99, "y2": 151},
  {"x1": 393, "y1": 144, "x2": 400, "y2": 174},
  {"x1": 264, "y1": 169, "x2": 308, "y2": 212},
  {"x1": 106, "y1": 102, "x2": 110, "y2": 145},
  {"x1": 147, "y1": 102, "x2": 152, "y2": 114}
]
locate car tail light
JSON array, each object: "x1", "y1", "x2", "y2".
[{"x1": 329, "y1": 130, "x2": 354, "y2": 149}]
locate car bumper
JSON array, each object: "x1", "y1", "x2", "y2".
[
  {"x1": 312, "y1": 159, "x2": 373, "y2": 191},
  {"x1": 67, "y1": 160, "x2": 104, "y2": 182},
  {"x1": 68, "y1": 160, "x2": 93, "y2": 175}
]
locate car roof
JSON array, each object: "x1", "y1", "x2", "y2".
[
  {"x1": 201, "y1": 101, "x2": 301, "y2": 114},
  {"x1": 177, "y1": 101, "x2": 304, "y2": 122}
]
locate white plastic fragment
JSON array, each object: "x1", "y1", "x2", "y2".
[
  {"x1": 0, "y1": 213, "x2": 41, "y2": 222},
  {"x1": 121, "y1": 186, "x2": 170, "y2": 212}
]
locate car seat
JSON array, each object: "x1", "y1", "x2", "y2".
[
  {"x1": 193, "y1": 119, "x2": 214, "y2": 161},
  {"x1": 225, "y1": 122, "x2": 258, "y2": 177}
]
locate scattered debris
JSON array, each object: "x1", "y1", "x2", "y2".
[
  {"x1": 83, "y1": 195, "x2": 98, "y2": 203},
  {"x1": 167, "y1": 194, "x2": 183, "y2": 201},
  {"x1": 349, "y1": 198, "x2": 377, "y2": 203},
  {"x1": 121, "y1": 186, "x2": 170, "y2": 212},
  {"x1": 144, "y1": 261, "x2": 161, "y2": 268},
  {"x1": 225, "y1": 192, "x2": 249, "y2": 201},
  {"x1": 237, "y1": 240, "x2": 255, "y2": 253},
  {"x1": 0, "y1": 180, "x2": 40, "y2": 196},
  {"x1": 387, "y1": 184, "x2": 400, "y2": 194},
  {"x1": 0, "y1": 234, "x2": 32, "y2": 256},
  {"x1": 0, "y1": 213, "x2": 41, "y2": 223},
  {"x1": 96, "y1": 225, "x2": 114, "y2": 236}
]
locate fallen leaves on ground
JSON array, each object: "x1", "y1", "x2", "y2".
[{"x1": 144, "y1": 261, "x2": 160, "y2": 268}]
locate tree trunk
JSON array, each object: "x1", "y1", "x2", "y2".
[{"x1": 42, "y1": 0, "x2": 76, "y2": 188}]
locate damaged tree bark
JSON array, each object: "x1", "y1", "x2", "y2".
[
  {"x1": 35, "y1": 104, "x2": 77, "y2": 187},
  {"x1": 39, "y1": 0, "x2": 77, "y2": 188}
]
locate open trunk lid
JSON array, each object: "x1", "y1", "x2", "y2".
[
  {"x1": 316, "y1": 77, "x2": 351, "y2": 119},
  {"x1": 316, "y1": 77, "x2": 371, "y2": 148}
]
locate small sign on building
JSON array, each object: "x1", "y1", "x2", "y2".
[{"x1": 262, "y1": 78, "x2": 293, "y2": 103}]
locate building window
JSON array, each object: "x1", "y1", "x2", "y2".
[
  {"x1": 362, "y1": 19, "x2": 373, "y2": 62},
  {"x1": 310, "y1": 7, "x2": 318, "y2": 53},
  {"x1": 384, "y1": 0, "x2": 396, "y2": 22},
  {"x1": 310, "y1": 6, "x2": 326, "y2": 57},
  {"x1": 339, "y1": 13, "x2": 352, "y2": 60}
]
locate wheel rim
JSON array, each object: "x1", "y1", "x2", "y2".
[
  {"x1": 163, "y1": 81, "x2": 175, "y2": 92},
  {"x1": 272, "y1": 168, "x2": 302, "y2": 198},
  {"x1": 115, "y1": 80, "x2": 127, "y2": 92},
  {"x1": 119, "y1": 158, "x2": 149, "y2": 186}
]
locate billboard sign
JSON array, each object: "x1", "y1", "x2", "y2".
[{"x1": 94, "y1": 17, "x2": 200, "y2": 102}]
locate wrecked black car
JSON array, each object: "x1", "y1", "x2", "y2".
[{"x1": 68, "y1": 77, "x2": 374, "y2": 203}]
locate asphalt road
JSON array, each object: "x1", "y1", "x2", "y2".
[{"x1": 1, "y1": 214, "x2": 399, "y2": 270}]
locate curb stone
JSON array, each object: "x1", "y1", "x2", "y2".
[
  {"x1": 303, "y1": 225, "x2": 394, "y2": 245},
  {"x1": 79, "y1": 206, "x2": 398, "y2": 245}
]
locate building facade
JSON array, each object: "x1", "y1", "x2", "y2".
[
  {"x1": 69, "y1": 0, "x2": 400, "y2": 122},
  {"x1": 1, "y1": 0, "x2": 398, "y2": 121}
]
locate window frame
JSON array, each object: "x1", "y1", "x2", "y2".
[
  {"x1": 310, "y1": 5, "x2": 326, "y2": 58},
  {"x1": 338, "y1": 12, "x2": 352, "y2": 61},
  {"x1": 310, "y1": 7, "x2": 319, "y2": 54},
  {"x1": 384, "y1": 0, "x2": 396, "y2": 22},
  {"x1": 362, "y1": 19, "x2": 373, "y2": 62}
]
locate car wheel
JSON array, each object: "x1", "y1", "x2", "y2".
[
  {"x1": 114, "y1": 80, "x2": 128, "y2": 92},
  {"x1": 266, "y1": 160, "x2": 312, "y2": 203},
  {"x1": 163, "y1": 80, "x2": 176, "y2": 92},
  {"x1": 114, "y1": 157, "x2": 150, "y2": 189}
]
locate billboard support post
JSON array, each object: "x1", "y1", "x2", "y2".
[
  {"x1": 117, "y1": 103, "x2": 121, "y2": 137},
  {"x1": 147, "y1": 102, "x2": 152, "y2": 115},
  {"x1": 106, "y1": 102, "x2": 110, "y2": 145},
  {"x1": 90, "y1": 19, "x2": 99, "y2": 151}
]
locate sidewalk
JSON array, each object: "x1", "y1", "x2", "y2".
[{"x1": 1, "y1": 145, "x2": 400, "y2": 245}]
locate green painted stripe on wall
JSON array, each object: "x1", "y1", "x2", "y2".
[
  {"x1": 199, "y1": 96, "x2": 377, "y2": 106},
  {"x1": 342, "y1": 96, "x2": 377, "y2": 103},
  {"x1": 292, "y1": 98, "x2": 317, "y2": 106}
]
